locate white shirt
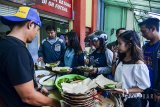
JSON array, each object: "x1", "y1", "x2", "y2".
[{"x1": 115, "y1": 62, "x2": 150, "y2": 97}]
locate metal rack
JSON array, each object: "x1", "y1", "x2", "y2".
[{"x1": 105, "y1": 0, "x2": 160, "y2": 22}]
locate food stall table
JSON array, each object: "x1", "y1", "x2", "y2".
[{"x1": 43, "y1": 89, "x2": 114, "y2": 107}]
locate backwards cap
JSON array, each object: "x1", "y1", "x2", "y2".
[{"x1": 1, "y1": 6, "x2": 41, "y2": 27}]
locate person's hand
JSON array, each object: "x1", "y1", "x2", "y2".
[
  {"x1": 89, "y1": 68, "x2": 98, "y2": 74},
  {"x1": 111, "y1": 46, "x2": 118, "y2": 53},
  {"x1": 40, "y1": 87, "x2": 49, "y2": 96},
  {"x1": 111, "y1": 46, "x2": 118, "y2": 61},
  {"x1": 67, "y1": 68, "x2": 72, "y2": 74},
  {"x1": 154, "y1": 94, "x2": 160, "y2": 102},
  {"x1": 110, "y1": 89, "x2": 125, "y2": 94},
  {"x1": 84, "y1": 59, "x2": 89, "y2": 65},
  {"x1": 37, "y1": 86, "x2": 49, "y2": 96},
  {"x1": 38, "y1": 57, "x2": 43, "y2": 62}
]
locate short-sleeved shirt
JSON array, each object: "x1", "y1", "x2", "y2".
[
  {"x1": 143, "y1": 42, "x2": 160, "y2": 88},
  {"x1": 115, "y1": 62, "x2": 150, "y2": 97},
  {"x1": 0, "y1": 36, "x2": 38, "y2": 107}
]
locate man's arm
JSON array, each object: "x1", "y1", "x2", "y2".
[
  {"x1": 15, "y1": 80, "x2": 60, "y2": 107},
  {"x1": 59, "y1": 40, "x2": 66, "y2": 60},
  {"x1": 154, "y1": 47, "x2": 160, "y2": 102},
  {"x1": 155, "y1": 56, "x2": 160, "y2": 90},
  {"x1": 96, "y1": 67, "x2": 112, "y2": 74},
  {"x1": 96, "y1": 48, "x2": 113, "y2": 74},
  {"x1": 38, "y1": 43, "x2": 44, "y2": 62},
  {"x1": 5, "y1": 47, "x2": 59, "y2": 106}
]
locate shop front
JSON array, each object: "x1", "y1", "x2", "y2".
[
  {"x1": 31, "y1": 0, "x2": 72, "y2": 41},
  {"x1": 0, "y1": 0, "x2": 72, "y2": 41},
  {"x1": 0, "y1": 0, "x2": 72, "y2": 63}
]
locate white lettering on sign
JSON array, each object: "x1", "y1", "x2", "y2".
[
  {"x1": 59, "y1": 0, "x2": 63, "y2": 5},
  {"x1": 41, "y1": 0, "x2": 71, "y2": 13},
  {"x1": 59, "y1": 0, "x2": 71, "y2": 8},
  {"x1": 48, "y1": 1, "x2": 55, "y2": 7},
  {"x1": 55, "y1": 4, "x2": 67, "y2": 12},
  {"x1": 42, "y1": 0, "x2": 48, "y2": 4}
]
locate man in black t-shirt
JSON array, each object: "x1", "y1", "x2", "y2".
[{"x1": 0, "y1": 6, "x2": 60, "y2": 107}]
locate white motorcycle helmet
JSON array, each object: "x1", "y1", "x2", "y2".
[
  {"x1": 99, "y1": 33, "x2": 108, "y2": 45},
  {"x1": 90, "y1": 31, "x2": 108, "y2": 45}
]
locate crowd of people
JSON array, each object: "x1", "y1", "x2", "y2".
[{"x1": 0, "y1": 6, "x2": 160, "y2": 107}]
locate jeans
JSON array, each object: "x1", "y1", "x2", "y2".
[
  {"x1": 142, "y1": 99, "x2": 160, "y2": 107},
  {"x1": 124, "y1": 98, "x2": 142, "y2": 107},
  {"x1": 141, "y1": 88, "x2": 160, "y2": 107}
]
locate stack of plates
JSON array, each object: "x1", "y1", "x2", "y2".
[{"x1": 61, "y1": 89, "x2": 96, "y2": 107}]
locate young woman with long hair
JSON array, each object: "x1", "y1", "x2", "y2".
[
  {"x1": 60, "y1": 31, "x2": 84, "y2": 68},
  {"x1": 112, "y1": 30, "x2": 150, "y2": 107}
]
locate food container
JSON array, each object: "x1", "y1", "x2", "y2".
[
  {"x1": 61, "y1": 89, "x2": 97, "y2": 107},
  {"x1": 39, "y1": 75, "x2": 56, "y2": 90},
  {"x1": 35, "y1": 70, "x2": 50, "y2": 81},
  {"x1": 55, "y1": 74, "x2": 86, "y2": 92}
]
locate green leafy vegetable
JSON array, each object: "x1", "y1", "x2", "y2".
[
  {"x1": 57, "y1": 76, "x2": 85, "y2": 88},
  {"x1": 104, "y1": 84, "x2": 116, "y2": 89}
]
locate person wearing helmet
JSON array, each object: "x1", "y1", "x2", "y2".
[{"x1": 87, "y1": 32, "x2": 113, "y2": 78}]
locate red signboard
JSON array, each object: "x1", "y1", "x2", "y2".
[
  {"x1": 5, "y1": 0, "x2": 72, "y2": 19},
  {"x1": 33, "y1": 0, "x2": 72, "y2": 19}
]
